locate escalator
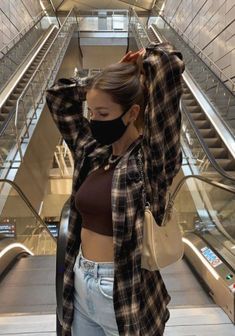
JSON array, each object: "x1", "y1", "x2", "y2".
[
  {"x1": 0, "y1": 26, "x2": 58, "y2": 131},
  {"x1": 0, "y1": 179, "x2": 56, "y2": 332},
  {"x1": 147, "y1": 23, "x2": 235, "y2": 183},
  {"x1": 0, "y1": 8, "x2": 77, "y2": 172}
]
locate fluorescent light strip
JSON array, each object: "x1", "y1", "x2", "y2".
[
  {"x1": 0, "y1": 243, "x2": 34, "y2": 258},
  {"x1": 182, "y1": 237, "x2": 220, "y2": 280}
]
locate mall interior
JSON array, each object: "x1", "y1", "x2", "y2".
[{"x1": 0, "y1": 0, "x2": 234, "y2": 335}]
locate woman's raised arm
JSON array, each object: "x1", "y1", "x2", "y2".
[{"x1": 46, "y1": 77, "x2": 93, "y2": 157}]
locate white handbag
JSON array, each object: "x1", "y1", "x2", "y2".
[{"x1": 137, "y1": 149, "x2": 184, "y2": 271}]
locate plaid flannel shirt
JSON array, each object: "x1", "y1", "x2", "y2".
[{"x1": 46, "y1": 41, "x2": 184, "y2": 336}]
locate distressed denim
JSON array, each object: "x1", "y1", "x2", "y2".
[{"x1": 72, "y1": 245, "x2": 119, "y2": 336}]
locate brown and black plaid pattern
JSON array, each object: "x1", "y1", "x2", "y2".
[{"x1": 46, "y1": 42, "x2": 184, "y2": 336}]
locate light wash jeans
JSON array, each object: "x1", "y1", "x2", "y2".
[{"x1": 72, "y1": 245, "x2": 119, "y2": 336}]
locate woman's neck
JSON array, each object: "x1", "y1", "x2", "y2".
[{"x1": 112, "y1": 126, "x2": 140, "y2": 156}]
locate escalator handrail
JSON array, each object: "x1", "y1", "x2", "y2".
[
  {"x1": 129, "y1": 7, "x2": 151, "y2": 45},
  {"x1": 148, "y1": 24, "x2": 235, "y2": 181},
  {"x1": 0, "y1": 5, "x2": 52, "y2": 56},
  {"x1": 0, "y1": 25, "x2": 57, "y2": 139},
  {"x1": 0, "y1": 178, "x2": 56, "y2": 242},
  {"x1": 152, "y1": 10, "x2": 235, "y2": 93},
  {"x1": 0, "y1": 7, "x2": 76, "y2": 140},
  {"x1": 171, "y1": 174, "x2": 235, "y2": 203},
  {"x1": 14, "y1": 7, "x2": 77, "y2": 133},
  {"x1": 181, "y1": 101, "x2": 235, "y2": 182},
  {"x1": 56, "y1": 197, "x2": 71, "y2": 325}
]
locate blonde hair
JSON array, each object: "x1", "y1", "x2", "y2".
[{"x1": 87, "y1": 62, "x2": 146, "y2": 131}]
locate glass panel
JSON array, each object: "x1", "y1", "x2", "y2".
[
  {"x1": 151, "y1": 16, "x2": 235, "y2": 135},
  {"x1": 174, "y1": 176, "x2": 235, "y2": 264},
  {"x1": 0, "y1": 180, "x2": 56, "y2": 255},
  {"x1": 0, "y1": 10, "x2": 77, "y2": 171},
  {"x1": 0, "y1": 15, "x2": 54, "y2": 92}
]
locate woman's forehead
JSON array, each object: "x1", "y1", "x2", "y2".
[{"x1": 87, "y1": 89, "x2": 119, "y2": 109}]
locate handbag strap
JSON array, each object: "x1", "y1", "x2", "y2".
[
  {"x1": 137, "y1": 148, "x2": 174, "y2": 223},
  {"x1": 136, "y1": 148, "x2": 148, "y2": 206}
]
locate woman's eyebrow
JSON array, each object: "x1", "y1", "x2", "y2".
[{"x1": 88, "y1": 107, "x2": 109, "y2": 111}]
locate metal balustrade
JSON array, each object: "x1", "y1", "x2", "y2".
[
  {"x1": 0, "y1": 8, "x2": 78, "y2": 171},
  {"x1": 0, "y1": 6, "x2": 56, "y2": 93}
]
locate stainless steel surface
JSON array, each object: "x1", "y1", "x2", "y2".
[
  {"x1": 0, "y1": 255, "x2": 56, "y2": 314},
  {"x1": 183, "y1": 233, "x2": 235, "y2": 323},
  {"x1": 183, "y1": 71, "x2": 235, "y2": 160},
  {"x1": 148, "y1": 23, "x2": 235, "y2": 183},
  {"x1": 0, "y1": 8, "x2": 77, "y2": 172},
  {"x1": 0, "y1": 25, "x2": 57, "y2": 109}
]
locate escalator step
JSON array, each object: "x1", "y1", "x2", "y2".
[
  {"x1": 190, "y1": 112, "x2": 205, "y2": 120},
  {"x1": 183, "y1": 99, "x2": 196, "y2": 106},
  {"x1": 193, "y1": 120, "x2": 210, "y2": 128},
  {"x1": 216, "y1": 159, "x2": 235, "y2": 170},
  {"x1": 209, "y1": 148, "x2": 228, "y2": 158},
  {"x1": 199, "y1": 128, "x2": 216, "y2": 138},
  {"x1": 1, "y1": 106, "x2": 11, "y2": 114},
  {"x1": 182, "y1": 93, "x2": 194, "y2": 99},
  {"x1": 186, "y1": 106, "x2": 202, "y2": 113},
  {"x1": 204, "y1": 138, "x2": 221, "y2": 147}
]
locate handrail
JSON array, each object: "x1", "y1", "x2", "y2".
[
  {"x1": 131, "y1": 11, "x2": 235, "y2": 183},
  {"x1": 0, "y1": 25, "x2": 57, "y2": 139},
  {"x1": 14, "y1": 7, "x2": 76, "y2": 136},
  {"x1": 56, "y1": 198, "x2": 71, "y2": 326},
  {"x1": 0, "y1": 6, "x2": 54, "y2": 55},
  {"x1": 0, "y1": 5, "x2": 52, "y2": 56},
  {"x1": 0, "y1": 178, "x2": 56, "y2": 242},
  {"x1": 129, "y1": 7, "x2": 151, "y2": 46},
  {"x1": 181, "y1": 101, "x2": 235, "y2": 182},
  {"x1": 171, "y1": 174, "x2": 235, "y2": 205},
  {"x1": 153, "y1": 9, "x2": 235, "y2": 92}
]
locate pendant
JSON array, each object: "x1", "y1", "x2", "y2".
[{"x1": 104, "y1": 164, "x2": 110, "y2": 171}]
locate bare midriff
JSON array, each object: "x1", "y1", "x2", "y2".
[{"x1": 81, "y1": 227, "x2": 114, "y2": 262}]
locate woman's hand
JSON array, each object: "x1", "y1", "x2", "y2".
[{"x1": 119, "y1": 48, "x2": 146, "y2": 64}]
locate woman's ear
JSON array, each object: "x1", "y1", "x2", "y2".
[{"x1": 130, "y1": 104, "x2": 140, "y2": 122}]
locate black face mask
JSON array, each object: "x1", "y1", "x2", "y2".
[{"x1": 90, "y1": 109, "x2": 129, "y2": 145}]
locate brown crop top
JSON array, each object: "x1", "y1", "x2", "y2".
[{"x1": 75, "y1": 157, "x2": 120, "y2": 237}]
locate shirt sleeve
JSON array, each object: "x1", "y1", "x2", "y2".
[
  {"x1": 143, "y1": 42, "x2": 185, "y2": 187},
  {"x1": 45, "y1": 77, "x2": 93, "y2": 156}
]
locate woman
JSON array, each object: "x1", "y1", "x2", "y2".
[{"x1": 46, "y1": 41, "x2": 184, "y2": 336}]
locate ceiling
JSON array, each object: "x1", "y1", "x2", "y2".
[{"x1": 56, "y1": 0, "x2": 157, "y2": 12}]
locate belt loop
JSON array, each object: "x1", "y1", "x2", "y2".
[{"x1": 94, "y1": 263, "x2": 98, "y2": 280}]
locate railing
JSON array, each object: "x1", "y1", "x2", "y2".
[
  {"x1": 0, "y1": 178, "x2": 56, "y2": 257},
  {"x1": 181, "y1": 101, "x2": 235, "y2": 183},
  {"x1": 149, "y1": 19, "x2": 235, "y2": 140},
  {"x1": 130, "y1": 9, "x2": 235, "y2": 185},
  {"x1": 129, "y1": 7, "x2": 151, "y2": 48},
  {"x1": 53, "y1": 142, "x2": 74, "y2": 177},
  {"x1": 152, "y1": 6, "x2": 235, "y2": 94},
  {"x1": 0, "y1": 5, "x2": 52, "y2": 56},
  {"x1": 171, "y1": 174, "x2": 235, "y2": 243},
  {"x1": 0, "y1": 8, "x2": 77, "y2": 169},
  {"x1": 0, "y1": 14, "x2": 53, "y2": 93}
]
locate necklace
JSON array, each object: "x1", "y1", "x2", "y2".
[{"x1": 104, "y1": 154, "x2": 122, "y2": 171}]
